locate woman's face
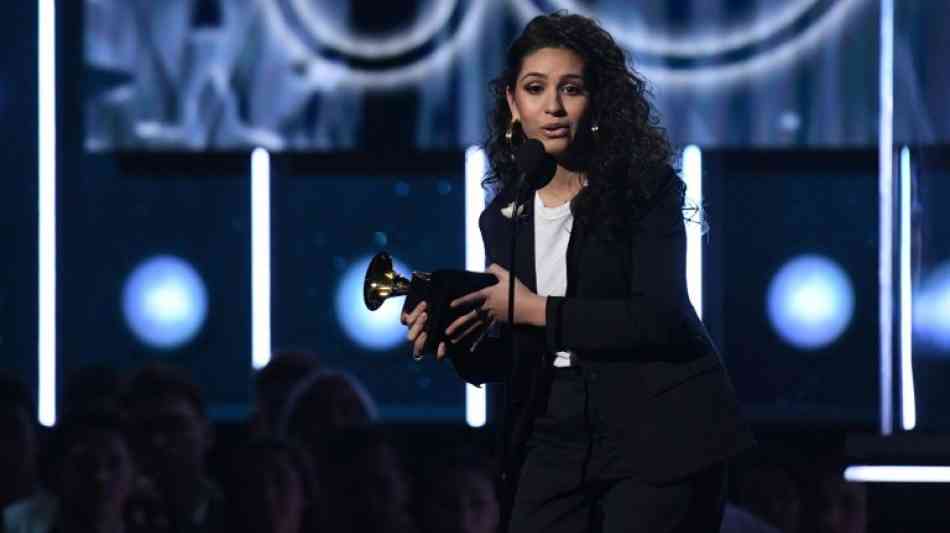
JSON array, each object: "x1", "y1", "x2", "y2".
[{"x1": 506, "y1": 47, "x2": 590, "y2": 159}]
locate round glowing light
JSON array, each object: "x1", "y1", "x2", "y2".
[
  {"x1": 335, "y1": 255, "x2": 413, "y2": 351},
  {"x1": 262, "y1": 0, "x2": 489, "y2": 89},
  {"x1": 122, "y1": 255, "x2": 209, "y2": 349},
  {"x1": 767, "y1": 255, "x2": 855, "y2": 350},
  {"x1": 915, "y1": 261, "x2": 950, "y2": 351},
  {"x1": 288, "y1": 0, "x2": 457, "y2": 60}
]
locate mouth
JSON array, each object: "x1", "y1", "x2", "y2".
[{"x1": 540, "y1": 124, "x2": 570, "y2": 139}]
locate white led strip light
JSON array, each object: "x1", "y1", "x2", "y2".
[
  {"x1": 899, "y1": 146, "x2": 915, "y2": 430},
  {"x1": 38, "y1": 0, "x2": 57, "y2": 427},
  {"x1": 682, "y1": 146, "x2": 703, "y2": 319},
  {"x1": 878, "y1": 0, "x2": 894, "y2": 435},
  {"x1": 464, "y1": 146, "x2": 488, "y2": 428},
  {"x1": 251, "y1": 148, "x2": 272, "y2": 370},
  {"x1": 845, "y1": 466, "x2": 950, "y2": 483}
]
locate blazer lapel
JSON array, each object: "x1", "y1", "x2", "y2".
[
  {"x1": 487, "y1": 190, "x2": 537, "y2": 293},
  {"x1": 515, "y1": 194, "x2": 537, "y2": 293}
]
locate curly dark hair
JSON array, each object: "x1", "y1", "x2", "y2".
[{"x1": 484, "y1": 12, "x2": 677, "y2": 238}]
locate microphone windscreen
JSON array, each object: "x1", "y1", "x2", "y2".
[{"x1": 515, "y1": 139, "x2": 557, "y2": 190}]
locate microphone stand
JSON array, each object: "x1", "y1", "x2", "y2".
[
  {"x1": 495, "y1": 140, "x2": 552, "y2": 530},
  {"x1": 498, "y1": 173, "x2": 530, "y2": 516}
]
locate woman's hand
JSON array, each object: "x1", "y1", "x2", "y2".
[
  {"x1": 400, "y1": 301, "x2": 447, "y2": 360},
  {"x1": 451, "y1": 264, "x2": 547, "y2": 327},
  {"x1": 442, "y1": 303, "x2": 494, "y2": 361}
]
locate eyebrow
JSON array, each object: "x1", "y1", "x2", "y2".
[{"x1": 519, "y1": 72, "x2": 585, "y2": 82}]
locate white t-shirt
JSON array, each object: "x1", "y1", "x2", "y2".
[{"x1": 533, "y1": 191, "x2": 575, "y2": 367}]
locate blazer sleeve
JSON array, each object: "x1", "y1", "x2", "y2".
[
  {"x1": 447, "y1": 207, "x2": 514, "y2": 385},
  {"x1": 543, "y1": 175, "x2": 695, "y2": 355}
]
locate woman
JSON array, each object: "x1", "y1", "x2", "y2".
[{"x1": 403, "y1": 12, "x2": 754, "y2": 533}]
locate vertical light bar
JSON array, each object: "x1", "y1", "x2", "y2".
[
  {"x1": 38, "y1": 0, "x2": 57, "y2": 427},
  {"x1": 899, "y1": 146, "x2": 916, "y2": 430},
  {"x1": 682, "y1": 145, "x2": 703, "y2": 319},
  {"x1": 878, "y1": 0, "x2": 895, "y2": 435},
  {"x1": 464, "y1": 146, "x2": 487, "y2": 428},
  {"x1": 251, "y1": 148, "x2": 272, "y2": 370}
]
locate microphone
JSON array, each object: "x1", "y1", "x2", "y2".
[{"x1": 515, "y1": 139, "x2": 557, "y2": 194}]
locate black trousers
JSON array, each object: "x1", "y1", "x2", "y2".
[{"x1": 508, "y1": 365, "x2": 727, "y2": 533}]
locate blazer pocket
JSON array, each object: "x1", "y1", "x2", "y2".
[{"x1": 644, "y1": 353, "x2": 723, "y2": 397}]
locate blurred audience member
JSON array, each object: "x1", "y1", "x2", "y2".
[
  {"x1": 218, "y1": 439, "x2": 320, "y2": 533},
  {"x1": 121, "y1": 364, "x2": 221, "y2": 533},
  {"x1": 736, "y1": 464, "x2": 801, "y2": 533},
  {"x1": 720, "y1": 503, "x2": 782, "y2": 533},
  {"x1": 412, "y1": 447, "x2": 499, "y2": 533},
  {"x1": 3, "y1": 410, "x2": 134, "y2": 533},
  {"x1": 322, "y1": 427, "x2": 415, "y2": 533},
  {"x1": 279, "y1": 369, "x2": 377, "y2": 464},
  {"x1": 250, "y1": 350, "x2": 320, "y2": 437},
  {"x1": 62, "y1": 364, "x2": 123, "y2": 417},
  {"x1": 0, "y1": 372, "x2": 38, "y2": 514},
  {"x1": 816, "y1": 470, "x2": 867, "y2": 533}
]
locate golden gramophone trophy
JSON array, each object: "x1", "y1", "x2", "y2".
[{"x1": 363, "y1": 252, "x2": 497, "y2": 360}]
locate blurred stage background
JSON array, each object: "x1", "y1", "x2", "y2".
[{"x1": 2, "y1": 0, "x2": 950, "y2": 530}]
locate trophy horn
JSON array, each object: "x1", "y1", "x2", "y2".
[{"x1": 363, "y1": 252, "x2": 413, "y2": 311}]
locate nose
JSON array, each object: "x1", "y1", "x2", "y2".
[{"x1": 544, "y1": 89, "x2": 566, "y2": 117}]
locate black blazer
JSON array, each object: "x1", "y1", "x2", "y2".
[{"x1": 450, "y1": 166, "x2": 755, "y2": 484}]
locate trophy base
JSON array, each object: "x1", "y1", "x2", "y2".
[{"x1": 402, "y1": 269, "x2": 498, "y2": 359}]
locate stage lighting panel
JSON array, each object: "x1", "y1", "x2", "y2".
[
  {"x1": 702, "y1": 150, "x2": 878, "y2": 426},
  {"x1": 58, "y1": 157, "x2": 252, "y2": 420},
  {"x1": 906, "y1": 148, "x2": 950, "y2": 431}
]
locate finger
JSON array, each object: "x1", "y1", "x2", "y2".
[
  {"x1": 406, "y1": 301, "x2": 427, "y2": 326},
  {"x1": 451, "y1": 289, "x2": 486, "y2": 308},
  {"x1": 487, "y1": 263, "x2": 506, "y2": 276},
  {"x1": 468, "y1": 319, "x2": 493, "y2": 353},
  {"x1": 406, "y1": 312, "x2": 427, "y2": 342},
  {"x1": 413, "y1": 332, "x2": 428, "y2": 358},
  {"x1": 403, "y1": 301, "x2": 427, "y2": 326},
  {"x1": 445, "y1": 310, "x2": 478, "y2": 336},
  {"x1": 437, "y1": 342, "x2": 447, "y2": 361},
  {"x1": 451, "y1": 318, "x2": 484, "y2": 344}
]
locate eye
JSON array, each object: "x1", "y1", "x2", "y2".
[
  {"x1": 524, "y1": 84, "x2": 544, "y2": 94},
  {"x1": 561, "y1": 84, "x2": 584, "y2": 96}
]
